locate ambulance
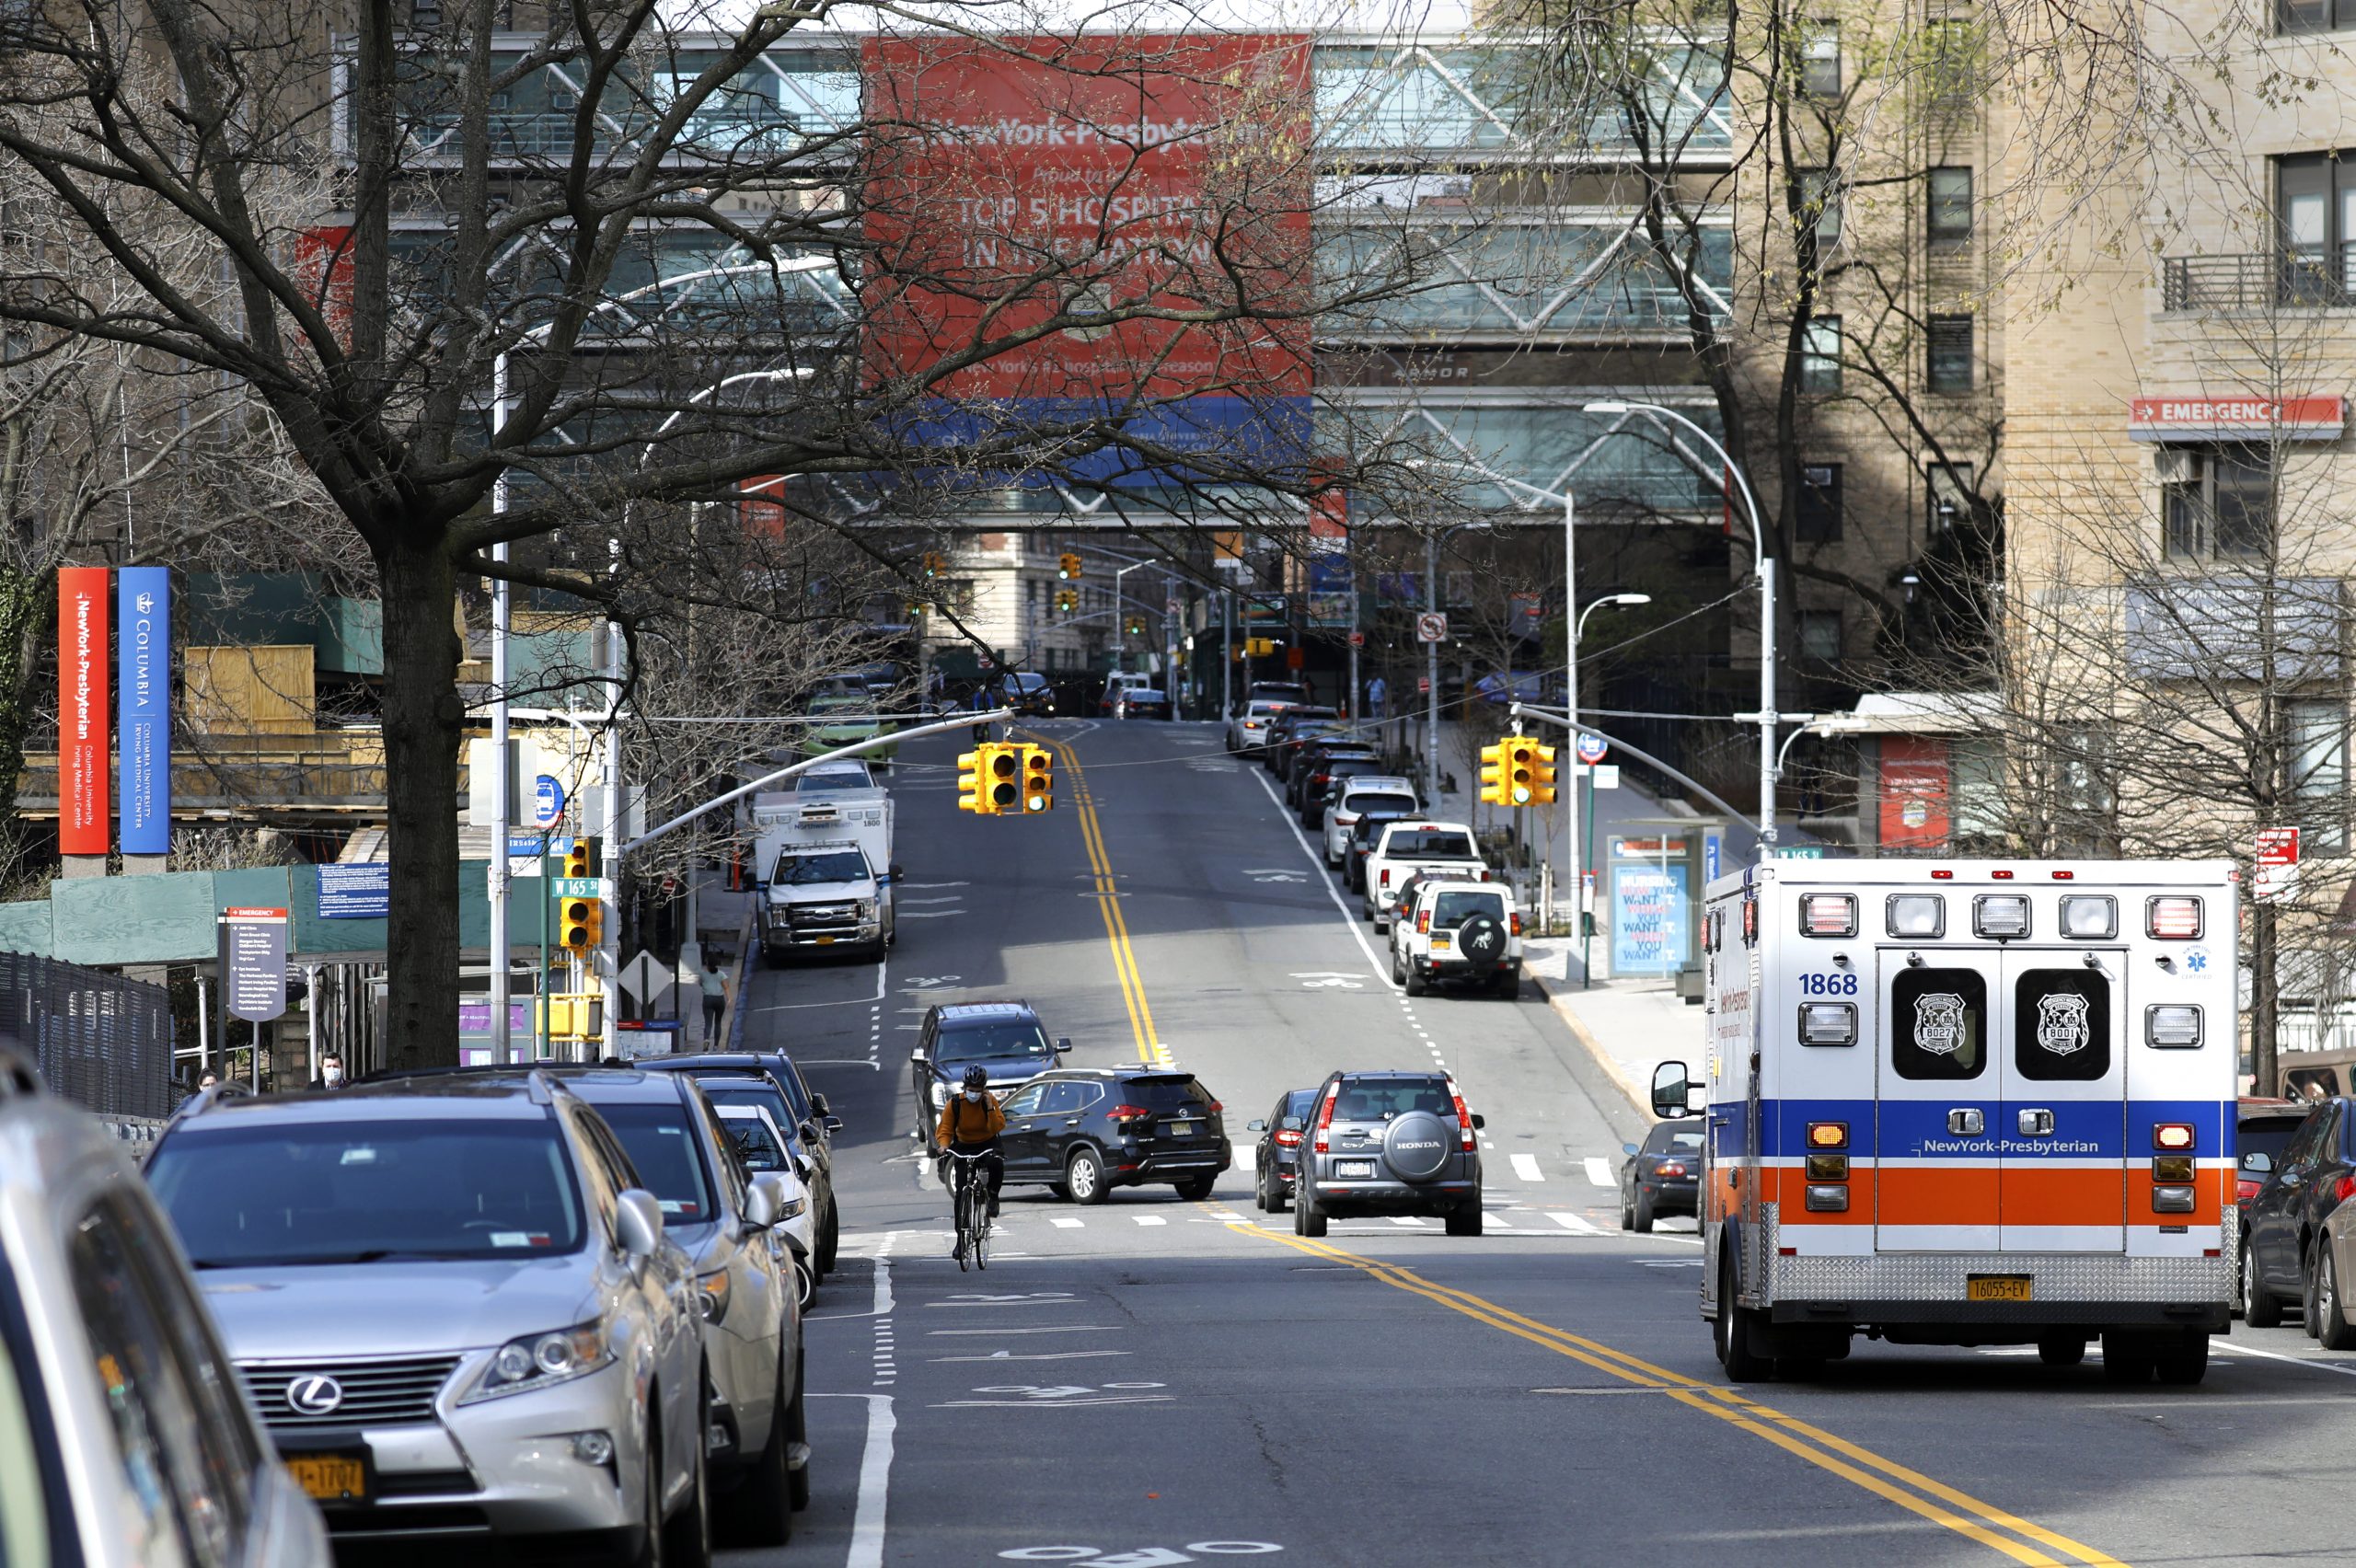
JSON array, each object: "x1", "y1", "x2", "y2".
[{"x1": 1654, "y1": 859, "x2": 2238, "y2": 1385}]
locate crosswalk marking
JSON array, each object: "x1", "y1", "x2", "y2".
[
  {"x1": 1511, "y1": 1154, "x2": 1545, "y2": 1182},
  {"x1": 1389, "y1": 1216, "x2": 1426, "y2": 1227},
  {"x1": 1584, "y1": 1157, "x2": 1615, "y2": 1188},
  {"x1": 1550, "y1": 1210, "x2": 1609, "y2": 1236},
  {"x1": 1049, "y1": 1217, "x2": 1083, "y2": 1229},
  {"x1": 1132, "y1": 1215, "x2": 1168, "y2": 1227}
]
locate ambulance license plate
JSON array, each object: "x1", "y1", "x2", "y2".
[{"x1": 1966, "y1": 1274, "x2": 2032, "y2": 1302}]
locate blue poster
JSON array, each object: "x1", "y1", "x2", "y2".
[
  {"x1": 116, "y1": 567, "x2": 170, "y2": 855},
  {"x1": 318, "y1": 862, "x2": 390, "y2": 919},
  {"x1": 1611, "y1": 864, "x2": 1690, "y2": 976}
]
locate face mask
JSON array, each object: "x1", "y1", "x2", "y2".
[
  {"x1": 962, "y1": 1089, "x2": 982, "y2": 1102},
  {"x1": 323, "y1": 1066, "x2": 344, "y2": 1086}
]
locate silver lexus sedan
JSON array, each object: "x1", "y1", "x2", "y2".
[{"x1": 145, "y1": 1074, "x2": 710, "y2": 1564}]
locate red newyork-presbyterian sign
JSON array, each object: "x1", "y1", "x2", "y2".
[
  {"x1": 860, "y1": 33, "x2": 1315, "y2": 408},
  {"x1": 57, "y1": 566, "x2": 110, "y2": 854}
]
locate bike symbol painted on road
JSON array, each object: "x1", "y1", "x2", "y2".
[
  {"x1": 1242, "y1": 869, "x2": 1305, "y2": 883},
  {"x1": 898, "y1": 974, "x2": 963, "y2": 990},
  {"x1": 1001, "y1": 1547, "x2": 1282, "y2": 1563},
  {"x1": 1290, "y1": 972, "x2": 1364, "y2": 990}
]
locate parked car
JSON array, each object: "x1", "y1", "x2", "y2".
[
  {"x1": 1296, "y1": 754, "x2": 1387, "y2": 827},
  {"x1": 506, "y1": 1067, "x2": 808, "y2": 1545},
  {"x1": 2237, "y1": 1098, "x2": 2308, "y2": 1216},
  {"x1": 0, "y1": 1052, "x2": 330, "y2": 1568},
  {"x1": 999, "y1": 671, "x2": 1056, "y2": 716},
  {"x1": 1114, "y1": 687, "x2": 1172, "y2": 721},
  {"x1": 1265, "y1": 709, "x2": 1343, "y2": 778},
  {"x1": 2308, "y1": 1187, "x2": 2356, "y2": 1348},
  {"x1": 645, "y1": 1049, "x2": 841, "y2": 1152},
  {"x1": 1100, "y1": 671, "x2": 1150, "y2": 712},
  {"x1": 1360, "y1": 819, "x2": 1489, "y2": 932},
  {"x1": 642, "y1": 1060, "x2": 840, "y2": 1282},
  {"x1": 1247, "y1": 1088, "x2": 1321, "y2": 1213},
  {"x1": 1293, "y1": 1070, "x2": 1484, "y2": 1237},
  {"x1": 1343, "y1": 808, "x2": 1416, "y2": 894},
  {"x1": 1286, "y1": 737, "x2": 1378, "y2": 807},
  {"x1": 714, "y1": 1102, "x2": 817, "y2": 1300},
  {"x1": 145, "y1": 1076, "x2": 712, "y2": 1564},
  {"x1": 2240, "y1": 1095, "x2": 2356, "y2": 1328},
  {"x1": 995, "y1": 1067, "x2": 1231, "y2": 1204},
  {"x1": 1246, "y1": 680, "x2": 1311, "y2": 707},
  {"x1": 910, "y1": 1001, "x2": 1072, "y2": 1152},
  {"x1": 1391, "y1": 879, "x2": 1523, "y2": 998},
  {"x1": 1324, "y1": 777, "x2": 1419, "y2": 867},
  {"x1": 1226, "y1": 698, "x2": 1290, "y2": 755},
  {"x1": 1619, "y1": 1118, "x2": 1703, "y2": 1232}
]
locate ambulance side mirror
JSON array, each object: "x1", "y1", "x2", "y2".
[{"x1": 1651, "y1": 1061, "x2": 1696, "y2": 1121}]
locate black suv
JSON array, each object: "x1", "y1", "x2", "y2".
[
  {"x1": 910, "y1": 1002, "x2": 1070, "y2": 1150},
  {"x1": 999, "y1": 672, "x2": 1056, "y2": 716},
  {"x1": 1248, "y1": 1088, "x2": 1321, "y2": 1213},
  {"x1": 996, "y1": 1068, "x2": 1230, "y2": 1204},
  {"x1": 1295, "y1": 1070, "x2": 1484, "y2": 1237}
]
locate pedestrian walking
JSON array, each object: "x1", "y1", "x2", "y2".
[
  {"x1": 1366, "y1": 674, "x2": 1388, "y2": 720},
  {"x1": 306, "y1": 1052, "x2": 348, "y2": 1091},
  {"x1": 700, "y1": 957, "x2": 729, "y2": 1043}
]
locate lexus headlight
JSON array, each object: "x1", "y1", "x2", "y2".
[{"x1": 459, "y1": 1323, "x2": 613, "y2": 1404}]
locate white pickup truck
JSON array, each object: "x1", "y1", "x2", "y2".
[
  {"x1": 751, "y1": 790, "x2": 897, "y2": 963},
  {"x1": 1359, "y1": 819, "x2": 1489, "y2": 933},
  {"x1": 1391, "y1": 879, "x2": 1523, "y2": 998}
]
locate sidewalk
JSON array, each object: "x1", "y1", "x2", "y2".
[{"x1": 1524, "y1": 937, "x2": 1704, "y2": 1120}]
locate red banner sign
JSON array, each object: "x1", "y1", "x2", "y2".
[
  {"x1": 57, "y1": 566, "x2": 110, "y2": 854},
  {"x1": 2127, "y1": 396, "x2": 2344, "y2": 442},
  {"x1": 1878, "y1": 735, "x2": 1950, "y2": 848},
  {"x1": 860, "y1": 33, "x2": 1314, "y2": 405}
]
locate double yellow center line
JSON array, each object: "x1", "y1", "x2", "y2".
[{"x1": 1044, "y1": 728, "x2": 2128, "y2": 1568}]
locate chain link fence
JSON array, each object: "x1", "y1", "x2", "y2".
[{"x1": 0, "y1": 952, "x2": 177, "y2": 1119}]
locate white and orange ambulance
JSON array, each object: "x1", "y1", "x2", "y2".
[{"x1": 1653, "y1": 859, "x2": 2238, "y2": 1384}]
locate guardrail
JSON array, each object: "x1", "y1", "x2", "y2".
[{"x1": 2163, "y1": 252, "x2": 2356, "y2": 312}]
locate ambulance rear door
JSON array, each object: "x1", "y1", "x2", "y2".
[
  {"x1": 1997, "y1": 947, "x2": 2128, "y2": 1252},
  {"x1": 1875, "y1": 944, "x2": 2002, "y2": 1251}
]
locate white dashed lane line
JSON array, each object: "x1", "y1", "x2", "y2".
[
  {"x1": 1585, "y1": 1157, "x2": 1616, "y2": 1187},
  {"x1": 1511, "y1": 1154, "x2": 1545, "y2": 1182}
]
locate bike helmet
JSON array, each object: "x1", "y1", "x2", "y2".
[{"x1": 962, "y1": 1065, "x2": 989, "y2": 1090}]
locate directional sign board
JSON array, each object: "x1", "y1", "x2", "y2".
[
  {"x1": 221, "y1": 907, "x2": 288, "y2": 1022},
  {"x1": 1415, "y1": 611, "x2": 1448, "y2": 643},
  {"x1": 551, "y1": 877, "x2": 611, "y2": 899}
]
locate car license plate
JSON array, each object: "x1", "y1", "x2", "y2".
[
  {"x1": 1430, "y1": 934, "x2": 1451, "y2": 950},
  {"x1": 287, "y1": 1452, "x2": 369, "y2": 1503},
  {"x1": 1167, "y1": 1121, "x2": 1194, "y2": 1136},
  {"x1": 1336, "y1": 1159, "x2": 1374, "y2": 1178},
  {"x1": 815, "y1": 935, "x2": 835, "y2": 945},
  {"x1": 1966, "y1": 1274, "x2": 2032, "y2": 1302}
]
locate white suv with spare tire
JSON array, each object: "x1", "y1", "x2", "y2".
[{"x1": 1391, "y1": 880, "x2": 1522, "y2": 998}]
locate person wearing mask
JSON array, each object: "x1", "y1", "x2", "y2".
[
  {"x1": 307, "y1": 1052, "x2": 348, "y2": 1091},
  {"x1": 933, "y1": 1065, "x2": 1006, "y2": 1221}
]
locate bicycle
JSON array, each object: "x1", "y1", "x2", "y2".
[{"x1": 943, "y1": 1148, "x2": 992, "y2": 1271}]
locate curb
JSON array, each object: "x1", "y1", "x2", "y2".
[{"x1": 1527, "y1": 966, "x2": 1653, "y2": 1122}]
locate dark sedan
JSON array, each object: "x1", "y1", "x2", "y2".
[
  {"x1": 1263, "y1": 709, "x2": 1341, "y2": 776},
  {"x1": 1297, "y1": 755, "x2": 1386, "y2": 827},
  {"x1": 1288, "y1": 738, "x2": 1380, "y2": 807},
  {"x1": 1247, "y1": 1088, "x2": 1321, "y2": 1213},
  {"x1": 1344, "y1": 809, "x2": 1414, "y2": 893},
  {"x1": 1620, "y1": 1117, "x2": 1703, "y2": 1232},
  {"x1": 1114, "y1": 687, "x2": 1172, "y2": 720},
  {"x1": 2241, "y1": 1095, "x2": 2356, "y2": 1328}
]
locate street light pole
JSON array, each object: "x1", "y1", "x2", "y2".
[
  {"x1": 489, "y1": 352, "x2": 513, "y2": 1065},
  {"x1": 1425, "y1": 528, "x2": 1440, "y2": 804},
  {"x1": 1568, "y1": 591, "x2": 1649, "y2": 976},
  {"x1": 1586, "y1": 401, "x2": 1776, "y2": 862}
]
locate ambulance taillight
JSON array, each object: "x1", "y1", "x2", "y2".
[
  {"x1": 1806, "y1": 1122, "x2": 1848, "y2": 1150},
  {"x1": 2153, "y1": 1124, "x2": 2196, "y2": 1151},
  {"x1": 1973, "y1": 894, "x2": 2030, "y2": 939},
  {"x1": 2147, "y1": 896, "x2": 2203, "y2": 939},
  {"x1": 2146, "y1": 1005, "x2": 2202, "y2": 1048},
  {"x1": 1799, "y1": 894, "x2": 1856, "y2": 938}
]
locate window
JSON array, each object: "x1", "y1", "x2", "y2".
[
  {"x1": 2162, "y1": 449, "x2": 2273, "y2": 559},
  {"x1": 1927, "y1": 314, "x2": 1974, "y2": 393},
  {"x1": 2288, "y1": 697, "x2": 2350, "y2": 852},
  {"x1": 1923, "y1": 17, "x2": 1981, "y2": 100},
  {"x1": 1800, "y1": 315, "x2": 1842, "y2": 392},
  {"x1": 1796, "y1": 463, "x2": 1842, "y2": 541},
  {"x1": 999, "y1": 1083, "x2": 1046, "y2": 1118},
  {"x1": 1891, "y1": 968, "x2": 1987, "y2": 1079},
  {"x1": 2280, "y1": 0, "x2": 2355, "y2": 38},
  {"x1": 1800, "y1": 611, "x2": 1842, "y2": 661},
  {"x1": 1800, "y1": 21, "x2": 1842, "y2": 96},
  {"x1": 1798, "y1": 169, "x2": 1843, "y2": 248},
  {"x1": 1928, "y1": 167, "x2": 1973, "y2": 246},
  {"x1": 2014, "y1": 970, "x2": 2112, "y2": 1082},
  {"x1": 2277, "y1": 152, "x2": 2356, "y2": 300}
]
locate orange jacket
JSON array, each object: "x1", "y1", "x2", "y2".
[{"x1": 936, "y1": 1091, "x2": 1006, "y2": 1148}]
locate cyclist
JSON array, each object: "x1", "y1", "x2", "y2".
[{"x1": 935, "y1": 1064, "x2": 1006, "y2": 1222}]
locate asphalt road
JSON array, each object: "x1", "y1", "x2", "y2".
[{"x1": 722, "y1": 719, "x2": 2356, "y2": 1568}]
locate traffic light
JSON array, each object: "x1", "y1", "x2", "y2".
[
  {"x1": 957, "y1": 748, "x2": 995, "y2": 814},
  {"x1": 921, "y1": 551, "x2": 943, "y2": 579},
  {"x1": 1057, "y1": 552, "x2": 1082, "y2": 580},
  {"x1": 1125, "y1": 616, "x2": 1145, "y2": 636},
  {"x1": 559, "y1": 892, "x2": 605, "y2": 953},
  {"x1": 1479, "y1": 741, "x2": 1510, "y2": 806},
  {"x1": 987, "y1": 744, "x2": 1022, "y2": 812},
  {"x1": 1019, "y1": 744, "x2": 1055, "y2": 813},
  {"x1": 563, "y1": 837, "x2": 599, "y2": 879},
  {"x1": 1055, "y1": 589, "x2": 1078, "y2": 616},
  {"x1": 1528, "y1": 742, "x2": 1558, "y2": 804}
]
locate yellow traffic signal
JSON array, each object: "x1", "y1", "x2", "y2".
[
  {"x1": 563, "y1": 837, "x2": 598, "y2": 879},
  {"x1": 560, "y1": 894, "x2": 605, "y2": 953},
  {"x1": 987, "y1": 744, "x2": 1022, "y2": 813},
  {"x1": 1019, "y1": 744, "x2": 1055, "y2": 813},
  {"x1": 1479, "y1": 741, "x2": 1510, "y2": 806},
  {"x1": 957, "y1": 748, "x2": 995, "y2": 815},
  {"x1": 1058, "y1": 552, "x2": 1082, "y2": 580},
  {"x1": 1506, "y1": 738, "x2": 1539, "y2": 806},
  {"x1": 1528, "y1": 742, "x2": 1558, "y2": 804},
  {"x1": 921, "y1": 551, "x2": 943, "y2": 579}
]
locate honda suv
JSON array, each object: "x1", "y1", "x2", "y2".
[
  {"x1": 145, "y1": 1076, "x2": 711, "y2": 1564},
  {"x1": 1294, "y1": 1071, "x2": 1485, "y2": 1238},
  {"x1": 995, "y1": 1067, "x2": 1231, "y2": 1204}
]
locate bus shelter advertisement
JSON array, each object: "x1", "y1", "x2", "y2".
[{"x1": 860, "y1": 33, "x2": 1315, "y2": 483}]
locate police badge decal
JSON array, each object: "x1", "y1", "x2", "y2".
[
  {"x1": 2035, "y1": 991, "x2": 2092, "y2": 1055},
  {"x1": 1913, "y1": 993, "x2": 1967, "y2": 1055}
]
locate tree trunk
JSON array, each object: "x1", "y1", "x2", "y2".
[
  {"x1": 375, "y1": 535, "x2": 465, "y2": 1069},
  {"x1": 2250, "y1": 900, "x2": 2278, "y2": 1097},
  {"x1": 0, "y1": 565, "x2": 56, "y2": 824}
]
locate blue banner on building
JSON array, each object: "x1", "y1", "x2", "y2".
[
  {"x1": 116, "y1": 567, "x2": 170, "y2": 856},
  {"x1": 318, "y1": 863, "x2": 390, "y2": 919}
]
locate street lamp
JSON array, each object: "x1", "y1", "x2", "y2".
[
  {"x1": 1584, "y1": 400, "x2": 1780, "y2": 862},
  {"x1": 1423, "y1": 520, "x2": 1490, "y2": 804},
  {"x1": 1567, "y1": 592, "x2": 1646, "y2": 981}
]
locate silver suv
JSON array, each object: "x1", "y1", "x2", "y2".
[
  {"x1": 146, "y1": 1075, "x2": 711, "y2": 1564},
  {"x1": 0, "y1": 1050, "x2": 328, "y2": 1568},
  {"x1": 1294, "y1": 1071, "x2": 1486, "y2": 1237}
]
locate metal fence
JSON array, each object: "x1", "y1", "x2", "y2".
[{"x1": 0, "y1": 952, "x2": 177, "y2": 1119}]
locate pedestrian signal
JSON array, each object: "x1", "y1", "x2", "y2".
[{"x1": 1020, "y1": 744, "x2": 1055, "y2": 813}]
